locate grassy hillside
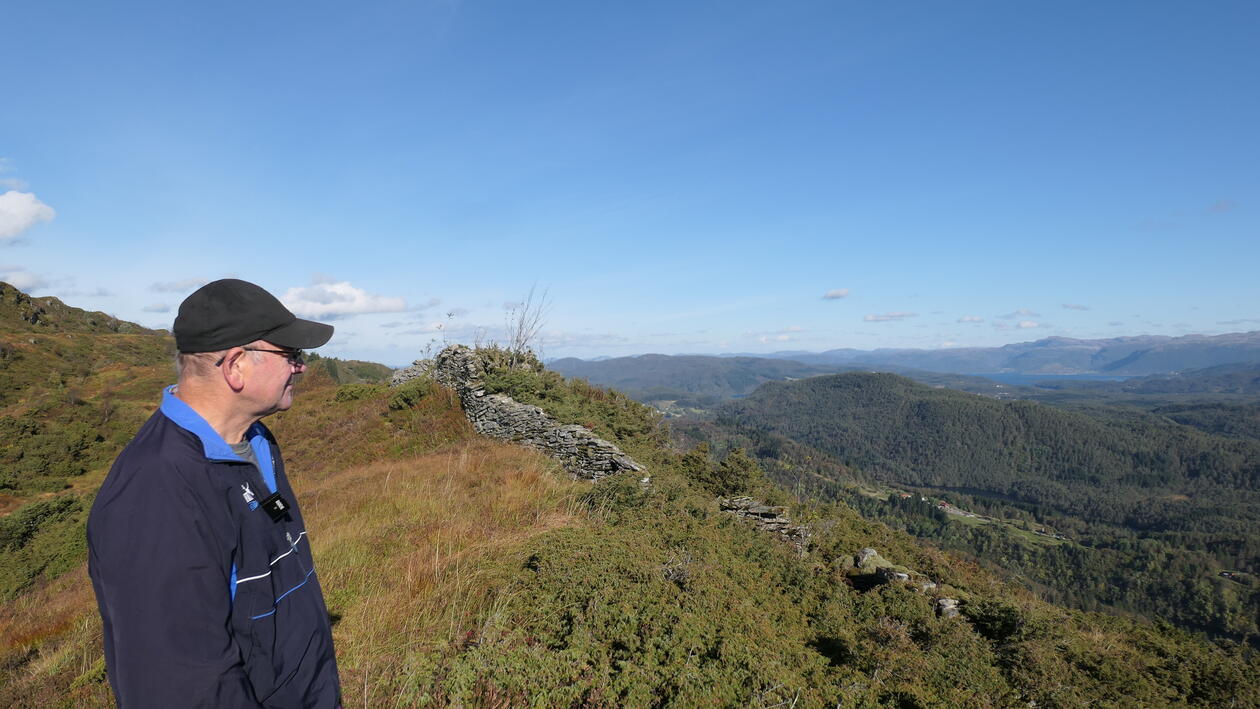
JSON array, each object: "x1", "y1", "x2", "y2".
[{"x1": 2, "y1": 286, "x2": 1259, "y2": 705}]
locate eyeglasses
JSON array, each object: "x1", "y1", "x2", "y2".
[{"x1": 214, "y1": 348, "x2": 305, "y2": 367}]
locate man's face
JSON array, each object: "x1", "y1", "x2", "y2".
[{"x1": 243, "y1": 341, "x2": 306, "y2": 417}]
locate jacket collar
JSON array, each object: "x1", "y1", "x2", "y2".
[{"x1": 159, "y1": 385, "x2": 277, "y2": 493}]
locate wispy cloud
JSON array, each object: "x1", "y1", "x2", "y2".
[
  {"x1": 142, "y1": 303, "x2": 170, "y2": 313},
  {"x1": 822, "y1": 288, "x2": 850, "y2": 300},
  {"x1": 957, "y1": 315, "x2": 984, "y2": 323},
  {"x1": 59, "y1": 286, "x2": 113, "y2": 298},
  {"x1": 1062, "y1": 303, "x2": 1089, "y2": 311},
  {"x1": 151, "y1": 278, "x2": 208, "y2": 293},
  {"x1": 0, "y1": 191, "x2": 56, "y2": 241},
  {"x1": 282, "y1": 278, "x2": 407, "y2": 319},
  {"x1": 1208, "y1": 199, "x2": 1238, "y2": 213},
  {"x1": 1219, "y1": 318, "x2": 1260, "y2": 326},
  {"x1": 0, "y1": 267, "x2": 48, "y2": 291},
  {"x1": 758, "y1": 334, "x2": 793, "y2": 343},
  {"x1": 863, "y1": 311, "x2": 916, "y2": 322},
  {"x1": 0, "y1": 159, "x2": 29, "y2": 192},
  {"x1": 993, "y1": 320, "x2": 1044, "y2": 331},
  {"x1": 997, "y1": 308, "x2": 1040, "y2": 320}
]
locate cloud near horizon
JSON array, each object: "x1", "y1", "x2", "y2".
[
  {"x1": 1062, "y1": 303, "x2": 1089, "y2": 311},
  {"x1": 282, "y1": 279, "x2": 407, "y2": 319},
  {"x1": 142, "y1": 303, "x2": 170, "y2": 313},
  {"x1": 863, "y1": 311, "x2": 916, "y2": 322},
  {"x1": 957, "y1": 315, "x2": 984, "y2": 323},
  {"x1": 997, "y1": 308, "x2": 1040, "y2": 319},
  {"x1": 822, "y1": 288, "x2": 850, "y2": 300},
  {"x1": 0, "y1": 191, "x2": 57, "y2": 241},
  {"x1": 0, "y1": 267, "x2": 48, "y2": 291}
]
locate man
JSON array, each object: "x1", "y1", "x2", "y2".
[{"x1": 88, "y1": 279, "x2": 342, "y2": 708}]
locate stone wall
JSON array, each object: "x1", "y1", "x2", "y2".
[
  {"x1": 406, "y1": 345, "x2": 645, "y2": 481},
  {"x1": 719, "y1": 497, "x2": 810, "y2": 550},
  {"x1": 403, "y1": 346, "x2": 812, "y2": 551}
]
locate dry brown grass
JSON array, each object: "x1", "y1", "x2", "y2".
[
  {"x1": 308, "y1": 439, "x2": 587, "y2": 707},
  {"x1": 0, "y1": 566, "x2": 112, "y2": 707},
  {"x1": 0, "y1": 430, "x2": 585, "y2": 707}
]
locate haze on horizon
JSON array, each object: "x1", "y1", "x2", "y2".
[{"x1": 3, "y1": 1, "x2": 1257, "y2": 364}]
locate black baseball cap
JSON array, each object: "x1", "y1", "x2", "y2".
[{"x1": 174, "y1": 279, "x2": 334, "y2": 353}]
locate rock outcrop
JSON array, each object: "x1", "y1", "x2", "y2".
[
  {"x1": 843, "y1": 547, "x2": 960, "y2": 618},
  {"x1": 719, "y1": 497, "x2": 810, "y2": 550},
  {"x1": 936, "y1": 598, "x2": 960, "y2": 619},
  {"x1": 421, "y1": 345, "x2": 644, "y2": 481}
]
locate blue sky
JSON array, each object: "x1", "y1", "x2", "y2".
[{"x1": 3, "y1": 1, "x2": 1257, "y2": 364}]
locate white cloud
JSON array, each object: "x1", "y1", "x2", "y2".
[
  {"x1": 0, "y1": 191, "x2": 56, "y2": 241},
  {"x1": 758, "y1": 334, "x2": 793, "y2": 343},
  {"x1": 863, "y1": 311, "x2": 916, "y2": 322},
  {"x1": 151, "y1": 278, "x2": 208, "y2": 293},
  {"x1": 822, "y1": 288, "x2": 850, "y2": 300},
  {"x1": 957, "y1": 315, "x2": 984, "y2": 323},
  {"x1": 1062, "y1": 303, "x2": 1089, "y2": 311},
  {"x1": 993, "y1": 320, "x2": 1044, "y2": 331},
  {"x1": 0, "y1": 268, "x2": 48, "y2": 291},
  {"x1": 282, "y1": 279, "x2": 406, "y2": 319},
  {"x1": 142, "y1": 303, "x2": 170, "y2": 313}
]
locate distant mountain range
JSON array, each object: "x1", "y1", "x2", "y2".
[
  {"x1": 550, "y1": 333, "x2": 1260, "y2": 408},
  {"x1": 731, "y1": 331, "x2": 1260, "y2": 376},
  {"x1": 551, "y1": 332, "x2": 1260, "y2": 405}
]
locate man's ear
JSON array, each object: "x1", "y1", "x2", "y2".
[{"x1": 220, "y1": 348, "x2": 248, "y2": 392}]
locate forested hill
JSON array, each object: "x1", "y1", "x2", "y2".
[
  {"x1": 548, "y1": 353, "x2": 1009, "y2": 408},
  {"x1": 719, "y1": 372, "x2": 1260, "y2": 497},
  {"x1": 548, "y1": 354, "x2": 848, "y2": 406},
  {"x1": 700, "y1": 371, "x2": 1260, "y2": 640},
  {"x1": 1037, "y1": 361, "x2": 1260, "y2": 396}
]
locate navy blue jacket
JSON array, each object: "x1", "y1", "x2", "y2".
[{"x1": 88, "y1": 386, "x2": 341, "y2": 708}]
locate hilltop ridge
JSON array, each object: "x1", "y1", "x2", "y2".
[
  {"x1": 0, "y1": 282, "x2": 164, "y2": 336},
  {"x1": 574, "y1": 330, "x2": 1260, "y2": 376}
]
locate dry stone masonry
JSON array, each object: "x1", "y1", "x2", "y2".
[
  {"x1": 410, "y1": 345, "x2": 644, "y2": 481},
  {"x1": 719, "y1": 497, "x2": 810, "y2": 550}
]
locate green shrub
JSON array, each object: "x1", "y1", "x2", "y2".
[
  {"x1": 334, "y1": 383, "x2": 385, "y2": 402},
  {"x1": 0, "y1": 494, "x2": 88, "y2": 600},
  {"x1": 388, "y1": 379, "x2": 430, "y2": 410}
]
